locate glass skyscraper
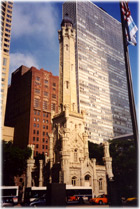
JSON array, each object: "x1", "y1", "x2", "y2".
[{"x1": 63, "y1": 1, "x2": 133, "y2": 143}]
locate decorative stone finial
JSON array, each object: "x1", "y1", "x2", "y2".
[{"x1": 28, "y1": 144, "x2": 35, "y2": 159}]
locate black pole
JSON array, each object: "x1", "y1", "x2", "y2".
[
  {"x1": 120, "y1": 2, "x2": 138, "y2": 201},
  {"x1": 120, "y1": 2, "x2": 138, "y2": 147}
]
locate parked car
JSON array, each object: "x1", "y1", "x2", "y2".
[
  {"x1": 89, "y1": 194, "x2": 108, "y2": 205},
  {"x1": 29, "y1": 194, "x2": 47, "y2": 207},
  {"x1": 2, "y1": 197, "x2": 15, "y2": 207},
  {"x1": 125, "y1": 197, "x2": 137, "y2": 206}
]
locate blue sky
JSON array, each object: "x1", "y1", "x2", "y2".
[{"x1": 10, "y1": 1, "x2": 139, "y2": 111}]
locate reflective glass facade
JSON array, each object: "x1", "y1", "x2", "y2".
[{"x1": 63, "y1": 1, "x2": 133, "y2": 143}]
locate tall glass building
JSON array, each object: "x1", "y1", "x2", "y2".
[{"x1": 63, "y1": 1, "x2": 133, "y2": 143}]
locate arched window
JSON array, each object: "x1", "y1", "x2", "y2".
[
  {"x1": 99, "y1": 178, "x2": 103, "y2": 190},
  {"x1": 72, "y1": 176, "x2": 76, "y2": 186},
  {"x1": 85, "y1": 175, "x2": 90, "y2": 180}
]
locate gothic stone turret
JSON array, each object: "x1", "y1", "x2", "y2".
[{"x1": 48, "y1": 15, "x2": 112, "y2": 197}]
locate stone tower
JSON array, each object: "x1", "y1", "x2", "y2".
[
  {"x1": 58, "y1": 14, "x2": 77, "y2": 113},
  {"x1": 49, "y1": 15, "x2": 113, "y2": 197}
]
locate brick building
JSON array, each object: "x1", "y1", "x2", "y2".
[{"x1": 5, "y1": 65, "x2": 59, "y2": 156}]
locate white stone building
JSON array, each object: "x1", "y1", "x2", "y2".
[{"x1": 49, "y1": 15, "x2": 113, "y2": 197}]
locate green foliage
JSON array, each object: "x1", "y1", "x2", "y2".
[
  {"x1": 2, "y1": 140, "x2": 32, "y2": 185},
  {"x1": 109, "y1": 138, "x2": 137, "y2": 198},
  {"x1": 88, "y1": 141, "x2": 104, "y2": 165}
]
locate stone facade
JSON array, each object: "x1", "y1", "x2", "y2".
[{"x1": 48, "y1": 15, "x2": 113, "y2": 197}]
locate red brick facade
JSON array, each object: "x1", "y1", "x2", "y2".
[{"x1": 5, "y1": 65, "x2": 59, "y2": 156}]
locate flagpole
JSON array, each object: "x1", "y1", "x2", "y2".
[{"x1": 120, "y1": 2, "x2": 138, "y2": 146}]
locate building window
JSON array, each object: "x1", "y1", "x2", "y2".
[
  {"x1": 74, "y1": 149, "x2": 78, "y2": 162},
  {"x1": 34, "y1": 98, "x2": 40, "y2": 108},
  {"x1": 52, "y1": 94, "x2": 56, "y2": 99},
  {"x1": 34, "y1": 117, "x2": 36, "y2": 121},
  {"x1": 85, "y1": 175, "x2": 90, "y2": 180},
  {"x1": 36, "y1": 144, "x2": 39, "y2": 148},
  {"x1": 53, "y1": 83, "x2": 56, "y2": 87},
  {"x1": 33, "y1": 137, "x2": 35, "y2": 141},
  {"x1": 4, "y1": 49, "x2": 9, "y2": 53},
  {"x1": 5, "y1": 33, "x2": 10, "y2": 37},
  {"x1": 33, "y1": 123, "x2": 36, "y2": 127},
  {"x1": 4, "y1": 38, "x2": 10, "y2": 43},
  {"x1": 37, "y1": 130, "x2": 39, "y2": 135},
  {"x1": 37, "y1": 124, "x2": 39, "y2": 128},
  {"x1": 46, "y1": 145, "x2": 48, "y2": 149},
  {"x1": 43, "y1": 132, "x2": 45, "y2": 136},
  {"x1": 43, "y1": 119, "x2": 45, "y2": 123},
  {"x1": 3, "y1": 58, "x2": 7, "y2": 66},
  {"x1": 51, "y1": 103, "x2": 55, "y2": 111},
  {"x1": 8, "y1": 2, "x2": 13, "y2": 5},
  {"x1": 46, "y1": 120, "x2": 48, "y2": 123},
  {"x1": 36, "y1": 76, "x2": 40, "y2": 81},
  {"x1": 46, "y1": 126, "x2": 48, "y2": 130},
  {"x1": 42, "y1": 138, "x2": 45, "y2": 142},
  {"x1": 42, "y1": 145, "x2": 44, "y2": 149},
  {"x1": 7, "y1": 14, "x2": 12, "y2": 18},
  {"x1": 72, "y1": 176, "x2": 76, "y2": 186},
  {"x1": 37, "y1": 118, "x2": 39, "y2": 122},
  {"x1": 2, "y1": 68, "x2": 6, "y2": 72},
  {"x1": 1, "y1": 78, "x2": 5, "y2": 82},
  {"x1": 8, "y1": 5, "x2": 12, "y2": 9},
  {"x1": 5, "y1": 28, "x2": 10, "y2": 33},
  {"x1": 33, "y1": 130, "x2": 36, "y2": 134},
  {"x1": 43, "y1": 101, "x2": 47, "y2": 110},
  {"x1": 44, "y1": 80, "x2": 48, "y2": 84},
  {"x1": 6, "y1": 18, "x2": 11, "y2": 23},
  {"x1": 37, "y1": 111, "x2": 40, "y2": 115},
  {"x1": 35, "y1": 89, "x2": 40, "y2": 94},
  {"x1": 43, "y1": 125, "x2": 45, "y2": 129},
  {"x1": 44, "y1": 91, "x2": 48, "y2": 96},
  {"x1": 6, "y1": 23, "x2": 11, "y2": 28},
  {"x1": 99, "y1": 178, "x2": 103, "y2": 190},
  {"x1": 37, "y1": 137, "x2": 39, "y2": 141},
  {"x1": 66, "y1": 81, "x2": 69, "y2": 89}
]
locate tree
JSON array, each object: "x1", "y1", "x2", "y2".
[
  {"x1": 88, "y1": 141, "x2": 104, "y2": 165},
  {"x1": 109, "y1": 138, "x2": 137, "y2": 198},
  {"x1": 2, "y1": 140, "x2": 32, "y2": 185}
]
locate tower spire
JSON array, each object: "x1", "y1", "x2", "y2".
[{"x1": 58, "y1": 15, "x2": 77, "y2": 112}]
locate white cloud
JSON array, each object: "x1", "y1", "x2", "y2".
[
  {"x1": 9, "y1": 52, "x2": 39, "y2": 83},
  {"x1": 12, "y1": 3, "x2": 59, "y2": 43}
]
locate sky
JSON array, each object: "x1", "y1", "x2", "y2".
[{"x1": 9, "y1": 1, "x2": 139, "y2": 112}]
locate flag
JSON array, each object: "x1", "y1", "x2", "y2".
[{"x1": 121, "y1": 2, "x2": 138, "y2": 46}]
